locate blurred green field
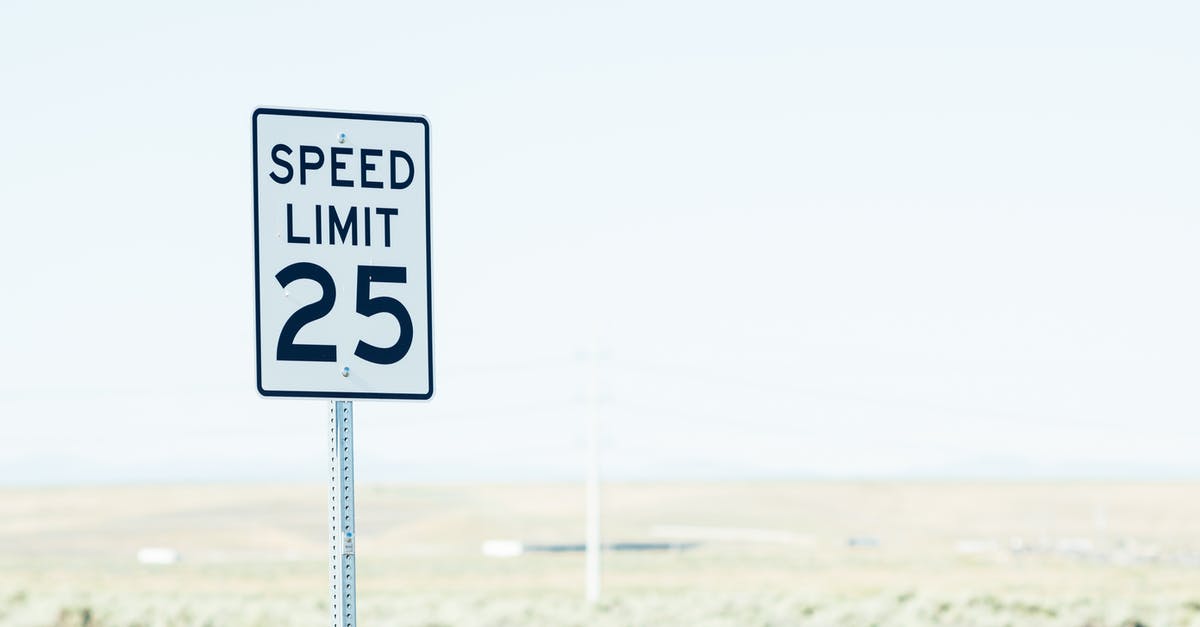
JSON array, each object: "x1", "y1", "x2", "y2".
[{"x1": 3, "y1": 482, "x2": 1200, "y2": 626}]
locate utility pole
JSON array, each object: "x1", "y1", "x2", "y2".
[
  {"x1": 581, "y1": 343, "x2": 604, "y2": 605},
  {"x1": 585, "y1": 362, "x2": 601, "y2": 604}
]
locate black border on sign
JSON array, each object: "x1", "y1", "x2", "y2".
[{"x1": 252, "y1": 107, "x2": 434, "y2": 400}]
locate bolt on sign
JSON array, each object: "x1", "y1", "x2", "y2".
[{"x1": 253, "y1": 108, "x2": 433, "y2": 399}]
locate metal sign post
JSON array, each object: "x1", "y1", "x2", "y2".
[
  {"x1": 252, "y1": 108, "x2": 433, "y2": 627},
  {"x1": 330, "y1": 401, "x2": 356, "y2": 627}
]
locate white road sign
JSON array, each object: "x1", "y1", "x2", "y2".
[{"x1": 253, "y1": 108, "x2": 432, "y2": 399}]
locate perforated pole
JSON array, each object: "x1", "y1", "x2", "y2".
[{"x1": 330, "y1": 401, "x2": 356, "y2": 627}]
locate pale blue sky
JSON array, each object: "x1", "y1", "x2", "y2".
[{"x1": 1, "y1": 0, "x2": 1198, "y2": 483}]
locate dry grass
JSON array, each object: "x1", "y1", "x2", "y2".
[{"x1": 1, "y1": 482, "x2": 1199, "y2": 626}]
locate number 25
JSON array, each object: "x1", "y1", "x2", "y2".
[{"x1": 275, "y1": 263, "x2": 414, "y2": 365}]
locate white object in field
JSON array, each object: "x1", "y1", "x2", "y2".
[
  {"x1": 253, "y1": 108, "x2": 433, "y2": 400},
  {"x1": 954, "y1": 539, "x2": 1000, "y2": 555},
  {"x1": 1055, "y1": 537, "x2": 1095, "y2": 555},
  {"x1": 330, "y1": 401, "x2": 356, "y2": 627},
  {"x1": 481, "y1": 540, "x2": 525, "y2": 558},
  {"x1": 584, "y1": 348, "x2": 601, "y2": 604},
  {"x1": 136, "y1": 548, "x2": 180, "y2": 565},
  {"x1": 650, "y1": 525, "x2": 810, "y2": 545}
]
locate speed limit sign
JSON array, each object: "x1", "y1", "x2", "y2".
[{"x1": 252, "y1": 108, "x2": 432, "y2": 399}]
